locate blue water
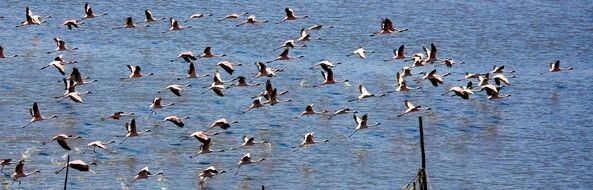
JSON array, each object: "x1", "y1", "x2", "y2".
[{"x1": 1, "y1": 0, "x2": 593, "y2": 189}]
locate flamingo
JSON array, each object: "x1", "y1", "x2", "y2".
[
  {"x1": 492, "y1": 74, "x2": 511, "y2": 86},
  {"x1": 397, "y1": 100, "x2": 431, "y2": 117},
  {"x1": 184, "y1": 12, "x2": 213, "y2": 22},
  {"x1": 18, "y1": 7, "x2": 45, "y2": 27},
  {"x1": 148, "y1": 97, "x2": 174, "y2": 119},
  {"x1": 313, "y1": 63, "x2": 349, "y2": 87},
  {"x1": 442, "y1": 59, "x2": 464, "y2": 68},
  {"x1": 43, "y1": 134, "x2": 81, "y2": 151},
  {"x1": 163, "y1": 17, "x2": 191, "y2": 33},
  {"x1": 458, "y1": 72, "x2": 481, "y2": 81},
  {"x1": 207, "y1": 118, "x2": 238, "y2": 131},
  {"x1": 297, "y1": 28, "x2": 313, "y2": 41},
  {"x1": 349, "y1": 114, "x2": 381, "y2": 137},
  {"x1": 126, "y1": 167, "x2": 164, "y2": 187},
  {"x1": 348, "y1": 84, "x2": 386, "y2": 102},
  {"x1": 189, "y1": 131, "x2": 225, "y2": 159},
  {"x1": 309, "y1": 60, "x2": 339, "y2": 69},
  {"x1": 419, "y1": 69, "x2": 451, "y2": 87},
  {"x1": 120, "y1": 119, "x2": 152, "y2": 144},
  {"x1": 346, "y1": 47, "x2": 374, "y2": 59},
  {"x1": 83, "y1": 140, "x2": 116, "y2": 154},
  {"x1": 104, "y1": 112, "x2": 134, "y2": 120},
  {"x1": 199, "y1": 47, "x2": 226, "y2": 58},
  {"x1": 491, "y1": 65, "x2": 515, "y2": 73},
  {"x1": 547, "y1": 60, "x2": 573, "y2": 72},
  {"x1": 243, "y1": 98, "x2": 264, "y2": 114},
  {"x1": 273, "y1": 39, "x2": 305, "y2": 51},
  {"x1": 60, "y1": 19, "x2": 84, "y2": 30},
  {"x1": 235, "y1": 153, "x2": 265, "y2": 175},
  {"x1": 230, "y1": 76, "x2": 260, "y2": 87},
  {"x1": 162, "y1": 116, "x2": 190, "y2": 128},
  {"x1": 219, "y1": 12, "x2": 249, "y2": 21},
  {"x1": 217, "y1": 61, "x2": 240, "y2": 75},
  {"x1": 294, "y1": 132, "x2": 329, "y2": 151},
  {"x1": 198, "y1": 166, "x2": 225, "y2": 185},
  {"x1": 82, "y1": 2, "x2": 107, "y2": 19},
  {"x1": 55, "y1": 79, "x2": 92, "y2": 103},
  {"x1": 123, "y1": 65, "x2": 153, "y2": 79},
  {"x1": 395, "y1": 72, "x2": 421, "y2": 92},
  {"x1": 40, "y1": 60, "x2": 66, "y2": 75},
  {"x1": 442, "y1": 81, "x2": 474, "y2": 99},
  {"x1": 112, "y1": 17, "x2": 138, "y2": 29},
  {"x1": 234, "y1": 136, "x2": 269, "y2": 149},
  {"x1": 10, "y1": 160, "x2": 40, "y2": 187},
  {"x1": 1, "y1": 159, "x2": 14, "y2": 175},
  {"x1": 236, "y1": 15, "x2": 268, "y2": 27},
  {"x1": 307, "y1": 24, "x2": 334, "y2": 31},
  {"x1": 267, "y1": 48, "x2": 304, "y2": 63},
  {"x1": 54, "y1": 160, "x2": 96, "y2": 174},
  {"x1": 300, "y1": 104, "x2": 329, "y2": 116},
  {"x1": 252, "y1": 62, "x2": 280, "y2": 81},
  {"x1": 0, "y1": 45, "x2": 18, "y2": 58},
  {"x1": 67, "y1": 67, "x2": 97, "y2": 85},
  {"x1": 372, "y1": 18, "x2": 407, "y2": 35},
  {"x1": 252, "y1": 79, "x2": 288, "y2": 100},
  {"x1": 162, "y1": 84, "x2": 191, "y2": 97},
  {"x1": 479, "y1": 84, "x2": 511, "y2": 100},
  {"x1": 384, "y1": 45, "x2": 406, "y2": 61},
  {"x1": 23, "y1": 102, "x2": 57, "y2": 128},
  {"x1": 47, "y1": 37, "x2": 77, "y2": 54},
  {"x1": 144, "y1": 9, "x2": 164, "y2": 22},
  {"x1": 277, "y1": 7, "x2": 308, "y2": 24},
  {"x1": 264, "y1": 88, "x2": 292, "y2": 105},
  {"x1": 171, "y1": 51, "x2": 197, "y2": 63},
  {"x1": 478, "y1": 73, "x2": 490, "y2": 87},
  {"x1": 424, "y1": 43, "x2": 439, "y2": 64}
]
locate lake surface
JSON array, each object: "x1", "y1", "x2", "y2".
[{"x1": 1, "y1": 0, "x2": 593, "y2": 189}]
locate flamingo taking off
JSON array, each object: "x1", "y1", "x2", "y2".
[
  {"x1": 44, "y1": 134, "x2": 81, "y2": 151},
  {"x1": 189, "y1": 131, "x2": 225, "y2": 159},
  {"x1": 163, "y1": 17, "x2": 191, "y2": 33},
  {"x1": 397, "y1": 100, "x2": 432, "y2": 117},
  {"x1": 198, "y1": 166, "x2": 225, "y2": 185},
  {"x1": 235, "y1": 153, "x2": 265, "y2": 175},
  {"x1": 67, "y1": 67, "x2": 97, "y2": 85},
  {"x1": 54, "y1": 159, "x2": 96, "y2": 174},
  {"x1": 10, "y1": 160, "x2": 40, "y2": 187},
  {"x1": 419, "y1": 69, "x2": 451, "y2": 87},
  {"x1": 126, "y1": 167, "x2": 164, "y2": 187},
  {"x1": 144, "y1": 9, "x2": 164, "y2": 22},
  {"x1": 349, "y1": 114, "x2": 381, "y2": 137},
  {"x1": 120, "y1": 119, "x2": 152, "y2": 144},
  {"x1": 23, "y1": 102, "x2": 57, "y2": 128},
  {"x1": 1, "y1": 159, "x2": 14, "y2": 175},
  {"x1": 18, "y1": 7, "x2": 45, "y2": 27},
  {"x1": 148, "y1": 97, "x2": 174, "y2": 119},
  {"x1": 83, "y1": 140, "x2": 116, "y2": 154},
  {"x1": 243, "y1": 98, "x2": 264, "y2": 114},
  {"x1": 171, "y1": 51, "x2": 197, "y2": 63},
  {"x1": 55, "y1": 78, "x2": 92, "y2": 103}
]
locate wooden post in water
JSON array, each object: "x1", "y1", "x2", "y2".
[
  {"x1": 64, "y1": 154, "x2": 69, "y2": 190},
  {"x1": 418, "y1": 116, "x2": 428, "y2": 190}
]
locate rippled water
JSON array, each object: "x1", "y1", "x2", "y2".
[{"x1": 1, "y1": 0, "x2": 593, "y2": 189}]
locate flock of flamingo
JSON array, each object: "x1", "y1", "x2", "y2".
[{"x1": 0, "y1": 2, "x2": 573, "y2": 189}]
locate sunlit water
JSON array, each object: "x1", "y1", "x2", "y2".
[{"x1": 1, "y1": 0, "x2": 592, "y2": 189}]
